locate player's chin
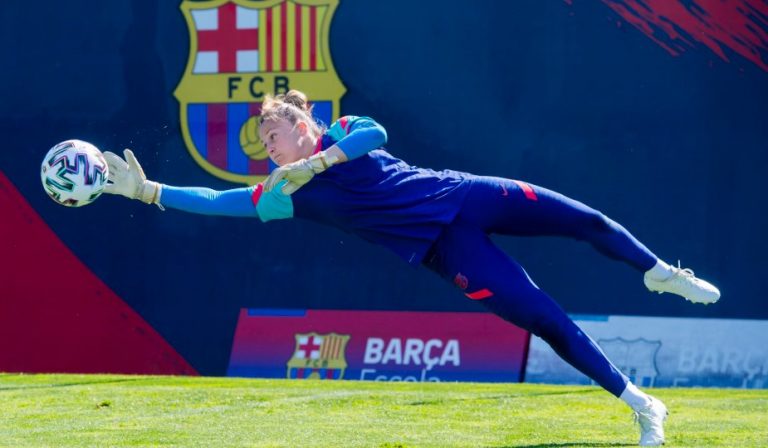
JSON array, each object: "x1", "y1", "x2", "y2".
[
  {"x1": 272, "y1": 153, "x2": 300, "y2": 166},
  {"x1": 270, "y1": 154, "x2": 283, "y2": 166}
]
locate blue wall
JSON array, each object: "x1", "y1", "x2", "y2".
[{"x1": 1, "y1": 0, "x2": 766, "y2": 375}]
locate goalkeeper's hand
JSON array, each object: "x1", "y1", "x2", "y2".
[
  {"x1": 103, "y1": 149, "x2": 162, "y2": 205},
  {"x1": 263, "y1": 151, "x2": 338, "y2": 195}
]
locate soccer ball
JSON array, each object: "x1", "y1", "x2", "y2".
[{"x1": 40, "y1": 139, "x2": 109, "y2": 207}]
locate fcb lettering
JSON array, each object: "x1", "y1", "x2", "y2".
[{"x1": 227, "y1": 75, "x2": 291, "y2": 99}]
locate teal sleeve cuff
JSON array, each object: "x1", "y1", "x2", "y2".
[{"x1": 251, "y1": 181, "x2": 294, "y2": 222}]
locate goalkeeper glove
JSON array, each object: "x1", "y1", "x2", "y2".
[
  {"x1": 263, "y1": 151, "x2": 338, "y2": 195},
  {"x1": 103, "y1": 149, "x2": 162, "y2": 206}
]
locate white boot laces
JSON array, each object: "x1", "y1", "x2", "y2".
[{"x1": 672, "y1": 260, "x2": 695, "y2": 280}]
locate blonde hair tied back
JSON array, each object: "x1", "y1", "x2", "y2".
[{"x1": 259, "y1": 90, "x2": 322, "y2": 137}]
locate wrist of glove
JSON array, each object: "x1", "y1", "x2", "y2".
[
  {"x1": 306, "y1": 151, "x2": 337, "y2": 173},
  {"x1": 136, "y1": 180, "x2": 162, "y2": 204},
  {"x1": 103, "y1": 149, "x2": 163, "y2": 206},
  {"x1": 263, "y1": 151, "x2": 339, "y2": 195}
]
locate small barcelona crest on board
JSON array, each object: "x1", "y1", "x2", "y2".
[{"x1": 286, "y1": 332, "x2": 350, "y2": 380}]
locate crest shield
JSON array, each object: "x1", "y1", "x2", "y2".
[
  {"x1": 598, "y1": 337, "x2": 662, "y2": 387},
  {"x1": 175, "y1": 0, "x2": 346, "y2": 184},
  {"x1": 287, "y1": 332, "x2": 350, "y2": 380}
]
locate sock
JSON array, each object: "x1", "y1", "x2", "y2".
[
  {"x1": 620, "y1": 382, "x2": 652, "y2": 411},
  {"x1": 645, "y1": 259, "x2": 673, "y2": 281}
]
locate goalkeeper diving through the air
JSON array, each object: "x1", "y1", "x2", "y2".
[{"x1": 103, "y1": 90, "x2": 720, "y2": 447}]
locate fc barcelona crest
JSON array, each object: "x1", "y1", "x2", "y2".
[
  {"x1": 598, "y1": 337, "x2": 661, "y2": 387},
  {"x1": 287, "y1": 332, "x2": 350, "y2": 380},
  {"x1": 174, "y1": 0, "x2": 346, "y2": 185}
]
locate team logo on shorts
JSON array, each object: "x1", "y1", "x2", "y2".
[
  {"x1": 453, "y1": 272, "x2": 468, "y2": 290},
  {"x1": 287, "y1": 332, "x2": 350, "y2": 380},
  {"x1": 175, "y1": 0, "x2": 346, "y2": 185}
]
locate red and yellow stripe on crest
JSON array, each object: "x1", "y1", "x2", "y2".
[
  {"x1": 319, "y1": 334, "x2": 343, "y2": 360},
  {"x1": 260, "y1": 1, "x2": 327, "y2": 72}
]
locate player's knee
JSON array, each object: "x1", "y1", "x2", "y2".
[
  {"x1": 527, "y1": 311, "x2": 572, "y2": 341},
  {"x1": 491, "y1": 296, "x2": 563, "y2": 336},
  {"x1": 581, "y1": 211, "x2": 620, "y2": 238}
]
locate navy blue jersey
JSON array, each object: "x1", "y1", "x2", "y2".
[
  {"x1": 161, "y1": 115, "x2": 473, "y2": 264},
  {"x1": 293, "y1": 147, "x2": 472, "y2": 264}
]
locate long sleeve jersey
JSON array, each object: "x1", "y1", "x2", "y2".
[{"x1": 161, "y1": 116, "x2": 473, "y2": 265}]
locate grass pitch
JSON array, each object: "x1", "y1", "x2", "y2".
[{"x1": 0, "y1": 374, "x2": 766, "y2": 447}]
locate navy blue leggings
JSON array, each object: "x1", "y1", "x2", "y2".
[{"x1": 423, "y1": 176, "x2": 658, "y2": 396}]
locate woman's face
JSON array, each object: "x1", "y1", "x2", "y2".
[{"x1": 259, "y1": 118, "x2": 308, "y2": 166}]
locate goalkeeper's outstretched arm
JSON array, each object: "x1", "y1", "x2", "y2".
[
  {"x1": 159, "y1": 186, "x2": 259, "y2": 217},
  {"x1": 103, "y1": 149, "x2": 291, "y2": 222}
]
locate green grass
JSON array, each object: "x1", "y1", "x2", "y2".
[{"x1": 0, "y1": 374, "x2": 766, "y2": 447}]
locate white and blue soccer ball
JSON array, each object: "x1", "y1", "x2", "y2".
[{"x1": 40, "y1": 139, "x2": 109, "y2": 207}]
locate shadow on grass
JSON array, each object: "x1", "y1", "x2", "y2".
[
  {"x1": 503, "y1": 443, "x2": 635, "y2": 447},
  {"x1": 0, "y1": 377, "x2": 146, "y2": 392},
  {"x1": 408, "y1": 388, "x2": 602, "y2": 406}
]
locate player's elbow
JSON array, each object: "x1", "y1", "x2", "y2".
[{"x1": 372, "y1": 124, "x2": 388, "y2": 148}]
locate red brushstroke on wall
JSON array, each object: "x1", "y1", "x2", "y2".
[
  {"x1": 576, "y1": 0, "x2": 768, "y2": 72},
  {"x1": 0, "y1": 171, "x2": 198, "y2": 375}
]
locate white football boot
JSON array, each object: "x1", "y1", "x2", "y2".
[
  {"x1": 634, "y1": 396, "x2": 668, "y2": 446},
  {"x1": 644, "y1": 262, "x2": 720, "y2": 304}
]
